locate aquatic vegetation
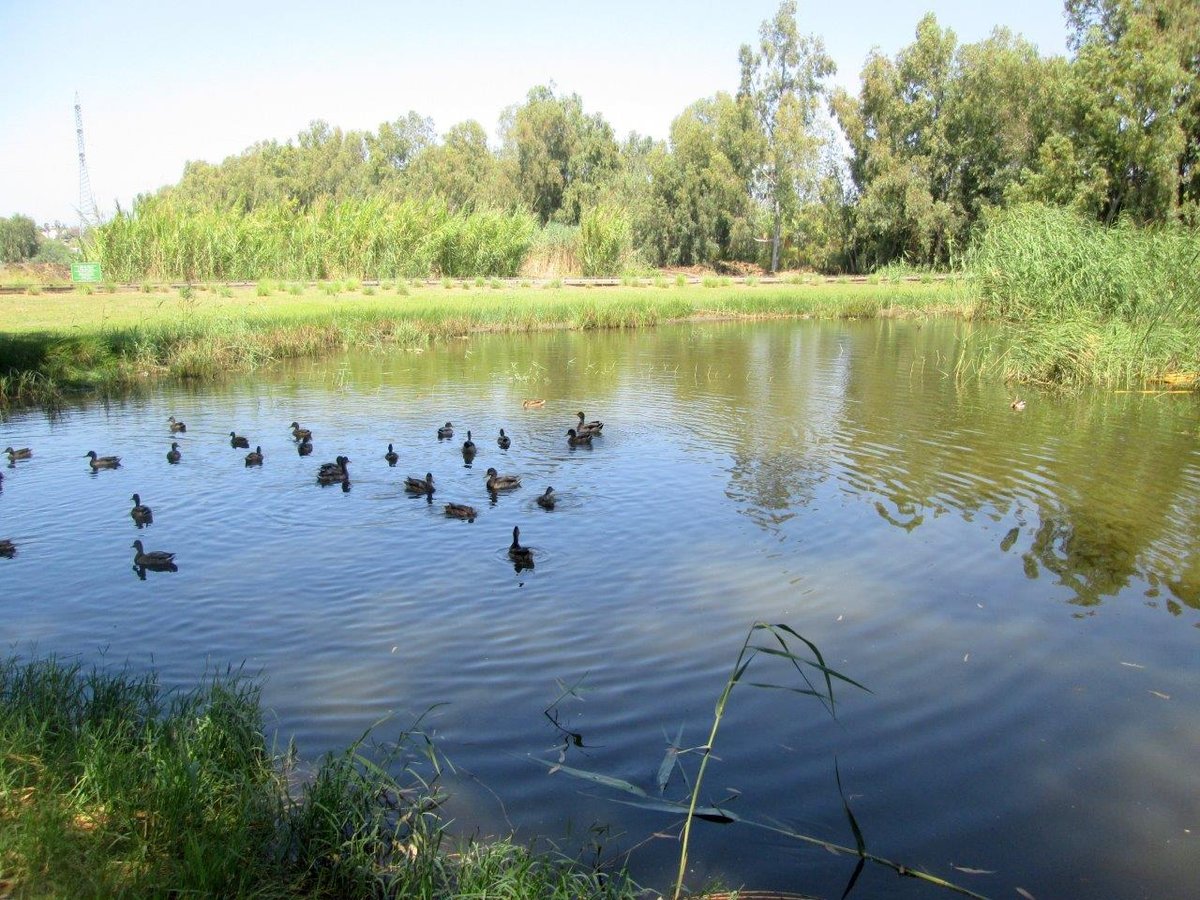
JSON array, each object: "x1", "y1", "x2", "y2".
[
  {"x1": 0, "y1": 656, "x2": 637, "y2": 898},
  {"x1": 966, "y1": 204, "x2": 1200, "y2": 386}
]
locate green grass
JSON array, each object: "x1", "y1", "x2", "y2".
[
  {"x1": 0, "y1": 281, "x2": 969, "y2": 407},
  {"x1": 0, "y1": 656, "x2": 639, "y2": 899}
]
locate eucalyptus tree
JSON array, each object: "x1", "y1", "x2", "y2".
[
  {"x1": 737, "y1": 0, "x2": 835, "y2": 272},
  {"x1": 1062, "y1": 0, "x2": 1198, "y2": 221},
  {"x1": 363, "y1": 112, "x2": 435, "y2": 190},
  {"x1": 409, "y1": 120, "x2": 520, "y2": 212},
  {"x1": 500, "y1": 85, "x2": 620, "y2": 225},
  {"x1": 650, "y1": 93, "x2": 759, "y2": 266}
]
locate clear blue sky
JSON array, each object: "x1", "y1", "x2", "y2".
[{"x1": 0, "y1": 1, "x2": 1070, "y2": 226}]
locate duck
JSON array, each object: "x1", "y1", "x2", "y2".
[
  {"x1": 566, "y1": 428, "x2": 592, "y2": 447},
  {"x1": 229, "y1": 431, "x2": 250, "y2": 449},
  {"x1": 1010, "y1": 398, "x2": 1026, "y2": 411},
  {"x1": 130, "y1": 493, "x2": 153, "y2": 525},
  {"x1": 405, "y1": 472, "x2": 435, "y2": 494},
  {"x1": 536, "y1": 486, "x2": 556, "y2": 510},
  {"x1": 444, "y1": 502, "x2": 477, "y2": 521},
  {"x1": 485, "y1": 467, "x2": 521, "y2": 492},
  {"x1": 497, "y1": 428, "x2": 511, "y2": 449},
  {"x1": 522, "y1": 398, "x2": 545, "y2": 409},
  {"x1": 4, "y1": 447, "x2": 32, "y2": 461},
  {"x1": 317, "y1": 456, "x2": 350, "y2": 484},
  {"x1": 167, "y1": 416, "x2": 187, "y2": 433},
  {"x1": 166, "y1": 441, "x2": 182, "y2": 464},
  {"x1": 297, "y1": 439, "x2": 314, "y2": 456},
  {"x1": 131, "y1": 539, "x2": 175, "y2": 569},
  {"x1": 462, "y1": 431, "x2": 477, "y2": 461},
  {"x1": 290, "y1": 421, "x2": 313, "y2": 441},
  {"x1": 85, "y1": 450, "x2": 121, "y2": 470},
  {"x1": 0, "y1": 539, "x2": 16, "y2": 558},
  {"x1": 245, "y1": 445, "x2": 264, "y2": 466},
  {"x1": 576, "y1": 411, "x2": 604, "y2": 435},
  {"x1": 508, "y1": 526, "x2": 534, "y2": 566},
  {"x1": 384, "y1": 443, "x2": 399, "y2": 465},
  {"x1": 437, "y1": 422, "x2": 454, "y2": 439}
]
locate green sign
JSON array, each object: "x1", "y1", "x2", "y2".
[{"x1": 71, "y1": 262, "x2": 102, "y2": 283}]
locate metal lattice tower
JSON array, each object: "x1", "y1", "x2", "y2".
[{"x1": 75, "y1": 92, "x2": 101, "y2": 234}]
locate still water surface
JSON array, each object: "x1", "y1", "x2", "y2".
[{"x1": 2, "y1": 320, "x2": 1198, "y2": 898}]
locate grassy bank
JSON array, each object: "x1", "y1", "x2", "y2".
[
  {"x1": 0, "y1": 656, "x2": 637, "y2": 898},
  {"x1": 965, "y1": 204, "x2": 1200, "y2": 387},
  {"x1": 0, "y1": 279, "x2": 970, "y2": 407}
]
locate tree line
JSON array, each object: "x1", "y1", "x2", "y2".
[{"x1": 77, "y1": 1, "x2": 1200, "y2": 276}]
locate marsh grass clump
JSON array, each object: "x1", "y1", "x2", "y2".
[
  {"x1": 967, "y1": 203, "x2": 1200, "y2": 386},
  {"x1": 0, "y1": 656, "x2": 639, "y2": 899}
]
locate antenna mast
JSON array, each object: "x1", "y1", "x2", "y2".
[{"x1": 75, "y1": 92, "x2": 101, "y2": 235}]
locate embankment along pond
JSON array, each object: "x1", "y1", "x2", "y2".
[{"x1": 0, "y1": 280, "x2": 970, "y2": 406}]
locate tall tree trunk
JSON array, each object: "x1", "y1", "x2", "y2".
[{"x1": 771, "y1": 198, "x2": 782, "y2": 273}]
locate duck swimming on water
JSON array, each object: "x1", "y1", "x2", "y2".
[
  {"x1": 130, "y1": 493, "x2": 153, "y2": 526},
  {"x1": 405, "y1": 472, "x2": 435, "y2": 494},
  {"x1": 85, "y1": 450, "x2": 121, "y2": 470},
  {"x1": 485, "y1": 467, "x2": 521, "y2": 491},
  {"x1": 508, "y1": 526, "x2": 534, "y2": 567}
]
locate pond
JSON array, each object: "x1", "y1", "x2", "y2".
[{"x1": 2, "y1": 319, "x2": 1198, "y2": 898}]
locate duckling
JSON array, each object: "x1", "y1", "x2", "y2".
[
  {"x1": 566, "y1": 428, "x2": 592, "y2": 447},
  {"x1": 85, "y1": 450, "x2": 121, "y2": 470},
  {"x1": 290, "y1": 421, "x2": 313, "y2": 441},
  {"x1": 167, "y1": 416, "x2": 187, "y2": 433},
  {"x1": 131, "y1": 539, "x2": 175, "y2": 569},
  {"x1": 462, "y1": 431, "x2": 477, "y2": 461},
  {"x1": 405, "y1": 472, "x2": 435, "y2": 494},
  {"x1": 536, "y1": 486, "x2": 556, "y2": 510},
  {"x1": 497, "y1": 428, "x2": 511, "y2": 449},
  {"x1": 522, "y1": 398, "x2": 545, "y2": 409},
  {"x1": 245, "y1": 445, "x2": 264, "y2": 466},
  {"x1": 0, "y1": 539, "x2": 16, "y2": 558},
  {"x1": 4, "y1": 447, "x2": 32, "y2": 461},
  {"x1": 317, "y1": 456, "x2": 350, "y2": 484},
  {"x1": 166, "y1": 441, "x2": 182, "y2": 464},
  {"x1": 1010, "y1": 398, "x2": 1026, "y2": 411},
  {"x1": 444, "y1": 502, "x2": 478, "y2": 521},
  {"x1": 485, "y1": 467, "x2": 521, "y2": 491},
  {"x1": 508, "y1": 526, "x2": 534, "y2": 566},
  {"x1": 229, "y1": 431, "x2": 250, "y2": 449},
  {"x1": 437, "y1": 422, "x2": 454, "y2": 439},
  {"x1": 130, "y1": 493, "x2": 153, "y2": 526},
  {"x1": 297, "y1": 439, "x2": 314, "y2": 456},
  {"x1": 576, "y1": 411, "x2": 604, "y2": 435},
  {"x1": 384, "y1": 443, "x2": 399, "y2": 465}
]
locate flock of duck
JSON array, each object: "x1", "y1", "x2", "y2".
[{"x1": 0, "y1": 405, "x2": 605, "y2": 571}]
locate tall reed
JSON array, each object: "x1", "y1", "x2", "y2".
[
  {"x1": 94, "y1": 195, "x2": 538, "y2": 282},
  {"x1": 966, "y1": 204, "x2": 1200, "y2": 385}
]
